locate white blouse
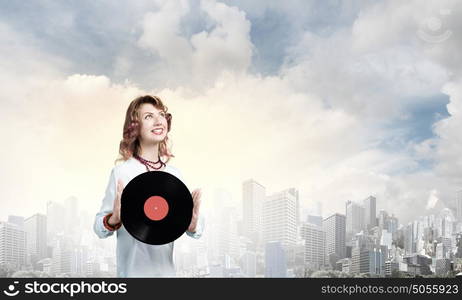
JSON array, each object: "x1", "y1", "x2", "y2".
[{"x1": 93, "y1": 157, "x2": 204, "y2": 277}]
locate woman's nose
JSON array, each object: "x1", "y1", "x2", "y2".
[{"x1": 152, "y1": 115, "x2": 161, "y2": 122}]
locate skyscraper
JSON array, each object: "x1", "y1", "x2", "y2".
[
  {"x1": 387, "y1": 214, "x2": 399, "y2": 240},
  {"x1": 242, "y1": 179, "x2": 265, "y2": 244},
  {"x1": 50, "y1": 235, "x2": 73, "y2": 276},
  {"x1": 8, "y1": 216, "x2": 24, "y2": 229},
  {"x1": 363, "y1": 196, "x2": 377, "y2": 231},
  {"x1": 457, "y1": 190, "x2": 462, "y2": 222},
  {"x1": 323, "y1": 213, "x2": 346, "y2": 267},
  {"x1": 346, "y1": 200, "x2": 365, "y2": 243},
  {"x1": 216, "y1": 206, "x2": 240, "y2": 262},
  {"x1": 369, "y1": 247, "x2": 385, "y2": 276},
  {"x1": 64, "y1": 196, "x2": 79, "y2": 234},
  {"x1": 404, "y1": 222, "x2": 417, "y2": 255},
  {"x1": 350, "y1": 232, "x2": 382, "y2": 275},
  {"x1": 0, "y1": 221, "x2": 26, "y2": 269},
  {"x1": 301, "y1": 223, "x2": 325, "y2": 270},
  {"x1": 350, "y1": 247, "x2": 369, "y2": 275},
  {"x1": 265, "y1": 241, "x2": 287, "y2": 277},
  {"x1": 285, "y1": 188, "x2": 300, "y2": 226},
  {"x1": 24, "y1": 214, "x2": 48, "y2": 264},
  {"x1": 378, "y1": 210, "x2": 388, "y2": 229},
  {"x1": 262, "y1": 189, "x2": 298, "y2": 247},
  {"x1": 46, "y1": 201, "x2": 65, "y2": 238}
]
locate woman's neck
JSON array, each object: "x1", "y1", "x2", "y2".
[{"x1": 138, "y1": 141, "x2": 160, "y2": 161}]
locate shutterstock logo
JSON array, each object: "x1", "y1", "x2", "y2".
[
  {"x1": 2, "y1": 280, "x2": 127, "y2": 298},
  {"x1": 3, "y1": 281, "x2": 20, "y2": 297}
]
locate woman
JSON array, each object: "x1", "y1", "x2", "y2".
[{"x1": 94, "y1": 95, "x2": 204, "y2": 277}]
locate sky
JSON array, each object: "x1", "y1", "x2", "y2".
[{"x1": 0, "y1": 0, "x2": 461, "y2": 224}]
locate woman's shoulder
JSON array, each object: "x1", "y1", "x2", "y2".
[
  {"x1": 165, "y1": 164, "x2": 185, "y2": 180},
  {"x1": 165, "y1": 163, "x2": 180, "y2": 175},
  {"x1": 111, "y1": 157, "x2": 138, "y2": 174},
  {"x1": 109, "y1": 158, "x2": 183, "y2": 179}
]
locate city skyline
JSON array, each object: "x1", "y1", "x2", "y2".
[{"x1": 1, "y1": 176, "x2": 461, "y2": 277}]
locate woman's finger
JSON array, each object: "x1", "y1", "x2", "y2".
[
  {"x1": 117, "y1": 179, "x2": 125, "y2": 194},
  {"x1": 194, "y1": 195, "x2": 201, "y2": 211},
  {"x1": 191, "y1": 189, "x2": 198, "y2": 199},
  {"x1": 193, "y1": 193, "x2": 201, "y2": 204}
]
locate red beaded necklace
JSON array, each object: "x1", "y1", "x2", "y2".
[{"x1": 134, "y1": 154, "x2": 166, "y2": 171}]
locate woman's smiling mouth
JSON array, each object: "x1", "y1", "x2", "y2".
[{"x1": 152, "y1": 128, "x2": 164, "y2": 135}]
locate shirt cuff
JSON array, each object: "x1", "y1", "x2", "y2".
[
  {"x1": 103, "y1": 213, "x2": 122, "y2": 231},
  {"x1": 186, "y1": 214, "x2": 205, "y2": 239}
]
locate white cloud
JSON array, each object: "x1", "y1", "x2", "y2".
[
  {"x1": 1, "y1": 0, "x2": 461, "y2": 225},
  {"x1": 426, "y1": 189, "x2": 439, "y2": 209},
  {"x1": 137, "y1": 0, "x2": 253, "y2": 90},
  {"x1": 137, "y1": 1, "x2": 192, "y2": 67},
  {"x1": 281, "y1": 28, "x2": 449, "y2": 122},
  {"x1": 432, "y1": 78, "x2": 462, "y2": 184},
  {"x1": 0, "y1": 21, "x2": 70, "y2": 97}
]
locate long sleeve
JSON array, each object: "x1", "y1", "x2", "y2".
[
  {"x1": 186, "y1": 214, "x2": 205, "y2": 239},
  {"x1": 173, "y1": 167, "x2": 205, "y2": 240},
  {"x1": 93, "y1": 168, "x2": 117, "y2": 239}
]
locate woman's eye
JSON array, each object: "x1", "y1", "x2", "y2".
[{"x1": 145, "y1": 115, "x2": 152, "y2": 119}]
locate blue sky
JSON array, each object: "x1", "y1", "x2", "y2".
[
  {"x1": 0, "y1": 0, "x2": 461, "y2": 222},
  {"x1": 2, "y1": 1, "x2": 448, "y2": 151}
]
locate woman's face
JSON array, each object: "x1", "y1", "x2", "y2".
[{"x1": 138, "y1": 103, "x2": 168, "y2": 144}]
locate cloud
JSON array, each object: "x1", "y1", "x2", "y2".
[
  {"x1": 0, "y1": 21, "x2": 70, "y2": 95},
  {"x1": 432, "y1": 78, "x2": 462, "y2": 184},
  {"x1": 426, "y1": 189, "x2": 439, "y2": 209},
  {"x1": 0, "y1": 0, "x2": 461, "y2": 226},
  {"x1": 280, "y1": 29, "x2": 449, "y2": 122},
  {"x1": 351, "y1": 0, "x2": 462, "y2": 78},
  {"x1": 137, "y1": 0, "x2": 253, "y2": 90}
]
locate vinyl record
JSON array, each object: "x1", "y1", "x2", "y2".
[{"x1": 120, "y1": 171, "x2": 193, "y2": 245}]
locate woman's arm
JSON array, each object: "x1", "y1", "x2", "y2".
[
  {"x1": 173, "y1": 167, "x2": 205, "y2": 239},
  {"x1": 186, "y1": 214, "x2": 205, "y2": 239},
  {"x1": 93, "y1": 168, "x2": 117, "y2": 238}
]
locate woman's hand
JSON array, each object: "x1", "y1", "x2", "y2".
[
  {"x1": 108, "y1": 179, "x2": 124, "y2": 226},
  {"x1": 188, "y1": 188, "x2": 202, "y2": 233}
]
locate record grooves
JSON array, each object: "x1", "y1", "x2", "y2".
[{"x1": 121, "y1": 171, "x2": 193, "y2": 245}]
